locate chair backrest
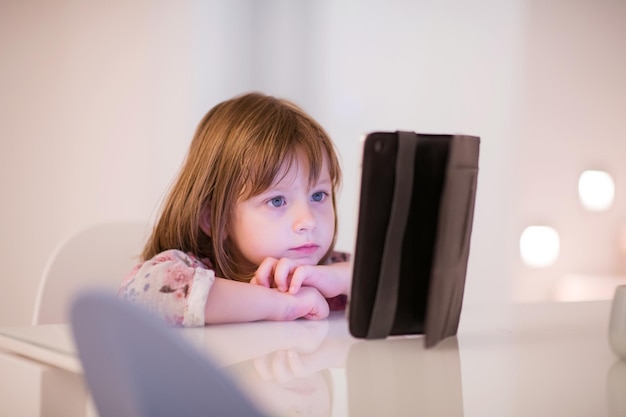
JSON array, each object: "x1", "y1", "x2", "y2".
[
  {"x1": 33, "y1": 221, "x2": 149, "y2": 325},
  {"x1": 70, "y1": 290, "x2": 267, "y2": 417}
]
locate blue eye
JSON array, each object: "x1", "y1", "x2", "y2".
[
  {"x1": 268, "y1": 197, "x2": 286, "y2": 208},
  {"x1": 311, "y1": 192, "x2": 327, "y2": 202}
]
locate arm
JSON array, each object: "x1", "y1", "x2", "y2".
[
  {"x1": 204, "y1": 277, "x2": 329, "y2": 324},
  {"x1": 119, "y1": 249, "x2": 214, "y2": 326},
  {"x1": 119, "y1": 249, "x2": 328, "y2": 326}
]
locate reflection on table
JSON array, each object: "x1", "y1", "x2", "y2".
[{"x1": 0, "y1": 301, "x2": 624, "y2": 417}]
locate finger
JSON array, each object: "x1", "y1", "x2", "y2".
[
  {"x1": 305, "y1": 300, "x2": 329, "y2": 320},
  {"x1": 288, "y1": 265, "x2": 310, "y2": 294},
  {"x1": 253, "y1": 257, "x2": 279, "y2": 287},
  {"x1": 305, "y1": 311, "x2": 328, "y2": 320},
  {"x1": 274, "y1": 258, "x2": 297, "y2": 292}
]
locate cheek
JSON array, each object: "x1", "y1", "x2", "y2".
[
  {"x1": 319, "y1": 206, "x2": 336, "y2": 238},
  {"x1": 237, "y1": 231, "x2": 277, "y2": 266},
  {"x1": 231, "y1": 213, "x2": 276, "y2": 262}
]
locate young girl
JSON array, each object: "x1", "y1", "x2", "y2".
[{"x1": 119, "y1": 92, "x2": 350, "y2": 326}]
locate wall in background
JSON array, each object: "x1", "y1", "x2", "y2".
[
  {"x1": 0, "y1": 0, "x2": 246, "y2": 324},
  {"x1": 513, "y1": 0, "x2": 626, "y2": 301},
  {"x1": 314, "y1": 1, "x2": 524, "y2": 307},
  {"x1": 1, "y1": 0, "x2": 623, "y2": 325}
]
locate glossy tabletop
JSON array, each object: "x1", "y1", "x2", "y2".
[{"x1": 0, "y1": 300, "x2": 624, "y2": 417}]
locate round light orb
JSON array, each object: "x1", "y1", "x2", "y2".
[
  {"x1": 578, "y1": 170, "x2": 615, "y2": 212},
  {"x1": 519, "y1": 225, "x2": 560, "y2": 268}
]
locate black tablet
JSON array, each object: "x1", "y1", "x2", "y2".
[{"x1": 348, "y1": 131, "x2": 480, "y2": 347}]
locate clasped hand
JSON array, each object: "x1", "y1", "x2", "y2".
[{"x1": 250, "y1": 257, "x2": 349, "y2": 299}]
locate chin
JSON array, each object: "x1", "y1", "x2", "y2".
[{"x1": 292, "y1": 255, "x2": 322, "y2": 266}]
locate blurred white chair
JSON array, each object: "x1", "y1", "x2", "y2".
[
  {"x1": 32, "y1": 221, "x2": 149, "y2": 325},
  {"x1": 70, "y1": 290, "x2": 267, "y2": 417}
]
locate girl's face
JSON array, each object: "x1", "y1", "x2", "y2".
[{"x1": 229, "y1": 152, "x2": 335, "y2": 271}]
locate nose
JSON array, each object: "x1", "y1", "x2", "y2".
[{"x1": 293, "y1": 202, "x2": 316, "y2": 233}]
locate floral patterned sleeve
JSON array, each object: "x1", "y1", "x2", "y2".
[
  {"x1": 118, "y1": 249, "x2": 214, "y2": 327},
  {"x1": 326, "y1": 250, "x2": 351, "y2": 311}
]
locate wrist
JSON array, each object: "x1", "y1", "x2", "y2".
[{"x1": 267, "y1": 289, "x2": 294, "y2": 321}]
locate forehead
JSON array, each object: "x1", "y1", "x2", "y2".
[{"x1": 272, "y1": 150, "x2": 330, "y2": 186}]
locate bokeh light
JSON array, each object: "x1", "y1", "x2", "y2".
[
  {"x1": 578, "y1": 170, "x2": 615, "y2": 212},
  {"x1": 520, "y1": 225, "x2": 560, "y2": 268}
]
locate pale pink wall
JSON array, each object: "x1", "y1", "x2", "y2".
[{"x1": 512, "y1": 0, "x2": 626, "y2": 301}]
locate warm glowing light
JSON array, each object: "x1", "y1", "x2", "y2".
[
  {"x1": 578, "y1": 170, "x2": 615, "y2": 211},
  {"x1": 519, "y1": 225, "x2": 560, "y2": 268}
]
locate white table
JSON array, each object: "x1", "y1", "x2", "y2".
[
  {"x1": 0, "y1": 300, "x2": 623, "y2": 417},
  {"x1": 0, "y1": 324, "x2": 88, "y2": 417}
]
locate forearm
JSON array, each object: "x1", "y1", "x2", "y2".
[
  {"x1": 204, "y1": 277, "x2": 329, "y2": 324},
  {"x1": 204, "y1": 277, "x2": 284, "y2": 324},
  {"x1": 307, "y1": 261, "x2": 351, "y2": 298},
  {"x1": 326, "y1": 261, "x2": 351, "y2": 295}
]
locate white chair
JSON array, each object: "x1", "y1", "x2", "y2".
[
  {"x1": 32, "y1": 221, "x2": 149, "y2": 325},
  {"x1": 70, "y1": 290, "x2": 267, "y2": 417}
]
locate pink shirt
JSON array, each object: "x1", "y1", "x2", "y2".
[{"x1": 119, "y1": 249, "x2": 349, "y2": 326}]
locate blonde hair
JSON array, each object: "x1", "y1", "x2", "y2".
[{"x1": 142, "y1": 92, "x2": 342, "y2": 282}]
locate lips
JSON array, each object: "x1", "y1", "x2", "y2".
[{"x1": 290, "y1": 244, "x2": 320, "y2": 255}]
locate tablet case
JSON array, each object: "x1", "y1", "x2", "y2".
[{"x1": 348, "y1": 131, "x2": 480, "y2": 347}]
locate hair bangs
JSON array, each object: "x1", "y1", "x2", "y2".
[{"x1": 237, "y1": 121, "x2": 339, "y2": 203}]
